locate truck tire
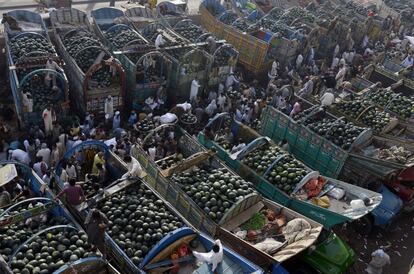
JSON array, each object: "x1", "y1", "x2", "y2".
[{"x1": 286, "y1": 263, "x2": 318, "y2": 274}]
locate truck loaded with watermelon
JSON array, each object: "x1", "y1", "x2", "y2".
[
  {"x1": 197, "y1": 114, "x2": 382, "y2": 228},
  {"x1": 130, "y1": 124, "x2": 333, "y2": 271},
  {"x1": 0, "y1": 161, "x2": 118, "y2": 274}
]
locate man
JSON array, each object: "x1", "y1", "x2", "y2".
[
  {"x1": 155, "y1": 31, "x2": 165, "y2": 49},
  {"x1": 85, "y1": 113, "x2": 94, "y2": 129},
  {"x1": 333, "y1": 44, "x2": 340, "y2": 59},
  {"x1": 206, "y1": 36, "x2": 217, "y2": 54},
  {"x1": 92, "y1": 152, "x2": 105, "y2": 174},
  {"x1": 113, "y1": 111, "x2": 121, "y2": 130},
  {"x1": 335, "y1": 64, "x2": 347, "y2": 88},
  {"x1": 122, "y1": 155, "x2": 143, "y2": 179},
  {"x1": 45, "y1": 58, "x2": 64, "y2": 88},
  {"x1": 55, "y1": 178, "x2": 86, "y2": 207},
  {"x1": 270, "y1": 59, "x2": 279, "y2": 78},
  {"x1": 92, "y1": 162, "x2": 106, "y2": 187},
  {"x1": 128, "y1": 111, "x2": 138, "y2": 126},
  {"x1": 289, "y1": 100, "x2": 302, "y2": 117},
  {"x1": 296, "y1": 54, "x2": 303, "y2": 69},
  {"x1": 193, "y1": 239, "x2": 223, "y2": 272},
  {"x1": 331, "y1": 57, "x2": 340, "y2": 70},
  {"x1": 225, "y1": 73, "x2": 239, "y2": 90},
  {"x1": 22, "y1": 91, "x2": 33, "y2": 112},
  {"x1": 320, "y1": 90, "x2": 335, "y2": 107},
  {"x1": 33, "y1": 156, "x2": 47, "y2": 178},
  {"x1": 104, "y1": 95, "x2": 114, "y2": 119},
  {"x1": 217, "y1": 93, "x2": 226, "y2": 112},
  {"x1": 42, "y1": 106, "x2": 56, "y2": 136},
  {"x1": 0, "y1": 187, "x2": 11, "y2": 207},
  {"x1": 9, "y1": 148, "x2": 30, "y2": 165},
  {"x1": 51, "y1": 144, "x2": 60, "y2": 168},
  {"x1": 366, "y1": 249, "x2": 390, "y2": 274},
  {"x1": 36, "y1": 143, "x2": 51, "y2": 167},
  {"x1": 204, "y1": 99, "x2": 217, "y2": 117},
  {"x1": 298, "y1": 77, "x2": 314, "y2": 98},
  {"x1": 208, "y1": 90, "x2": 217, "y2": 102},
  {"x1": 85, "y1": 209, "x2": 108, "y2": 258},
  {"x1": 190, "y1": 77, "x2": 201, "y2": 102}
]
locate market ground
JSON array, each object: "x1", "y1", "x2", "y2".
[{"x1": 336, "y1": 212, "x2": 414, "y2": 273}]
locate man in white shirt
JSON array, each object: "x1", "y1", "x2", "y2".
[
  {"x1": 335, "y1": 64, "x2": 347, "y2": 88},
  {"x1": 208, "y1": 90, "x2": 217, "y2": 102},
  {"x1": 298, "y1": 78, "x2": 314, "y2": 98},
  {"x1": 217, "y1": 93, "x2": 226, "y2": 111},
  {"x1": 33, "y1": 157, "x2": 47, "y2": 178},
  {"x1": 190, "y1": 78, "x2": 201, "y2": 102},
  {"x1": 36, "y1": 143, "x2": 51, "y2": 167},
  {"x1": 193, "y1": 240, "x2": 223, "y2": 272},
  {"x1": 320, "y1": 90, "x2": 335, "y2": 107},
  {"x1": 45, "y1": 58, "x2": 63, "y2": 88},
  {"x1": 331, "y1": 57, "x2": 340, "y2": 69},
  {"x1": 155, "y1": 32, "x2": 165, "y2": 49},
  {"x1": 122, "y1": 155, "x2": 143, "y2": 179},
  {"x1": 296, "y1": 54, "x2": 303, "y2": 69},
  {"x1": 9, "y1": 149, "x2": 30, "y2": 165},
  {"x1": 225, "y1": 73, "x2": 239, "y2": 90}
]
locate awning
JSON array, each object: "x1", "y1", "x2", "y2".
[{"x1": 0, "y1": 164, "x2": 18, "y2": 187}]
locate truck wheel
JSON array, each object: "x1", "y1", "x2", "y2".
[
  {"x1": 353, "y1": 215, "x2": 373, "y2": 235},
  {"x1": 286, "y1": 261, "x2": 319, "y2": 274},
  {"x1": 291, "y1": 266, "x2": 318, "y2": 274}
]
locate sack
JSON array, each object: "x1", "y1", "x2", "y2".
[
  {"x1": 253, "y1": 238, "x2": 284, "y2": 254},
  {"x1": 327, "y1": 187, "x2": 345, "y2": 200}
]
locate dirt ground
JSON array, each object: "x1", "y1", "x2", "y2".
[{"x1": 336, "y1": 213, "x2": 414, "y2": 274}]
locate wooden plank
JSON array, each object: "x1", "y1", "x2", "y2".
[{"x1": 222, "y1": 202, "x2": 264, "y2": 231}]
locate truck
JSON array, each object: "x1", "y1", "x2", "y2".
[
  {"x1": 140, "y1": 227, "x2": 267, "y2": 273},
  {"x1": 130, "y1": 125, "x2": 366, "y2": 273},
  {"x1": 364, "y1": 61, "x2": 414, "y2": 89},
  {"x1": 91, "y1": 7, "x2": 175, "y2": 110},
  {"x1": 259, "y1": 105, "x2": 412, "y2": 213},
  {"x1": 49, "y1": 8, "x2": 126, "y2": 116},
  {"x1": 200, "y1": 0, "x2": 303, "y2": 74},
  {"x1": 3, "y1": 10, "x2": 69, "y2": 128},
  {"x1": 197, "y1": 115, "x2": 382, "y2": 228},
  {"x1": 125, "y1": 10, "x2": 237, "y2": 104},
  {"x1": 52, "y1": 141, "x2": 266, "y2": 273},
  {"x1": 0, "y1": 161, "x2": 120, "y2": 274}
]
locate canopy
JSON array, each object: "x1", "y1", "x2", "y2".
[{"x1": 0, "y1": 164, "x2": 18, "y2": 187}]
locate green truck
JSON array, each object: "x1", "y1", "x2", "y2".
[{"x1": 197, "y1": 116, "x2": 381, "y2": 228}]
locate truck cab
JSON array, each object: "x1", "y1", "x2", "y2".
[
  {"x1": 384, "y1": 167, "x2": 414, "y2": 211},
  {"x1": 284, "y1": 229, "x2": 356, "y2": 274},
  {"x1": 358, "y1": 182, "x2": 404, "y2": 234}
]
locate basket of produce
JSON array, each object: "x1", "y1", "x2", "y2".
[
  {"x1": 134, "y1": 117, "x2": 158, "y2": 133},
  {"x1": 180, "y1": 113, "x2": 198, "y2": 125}
]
